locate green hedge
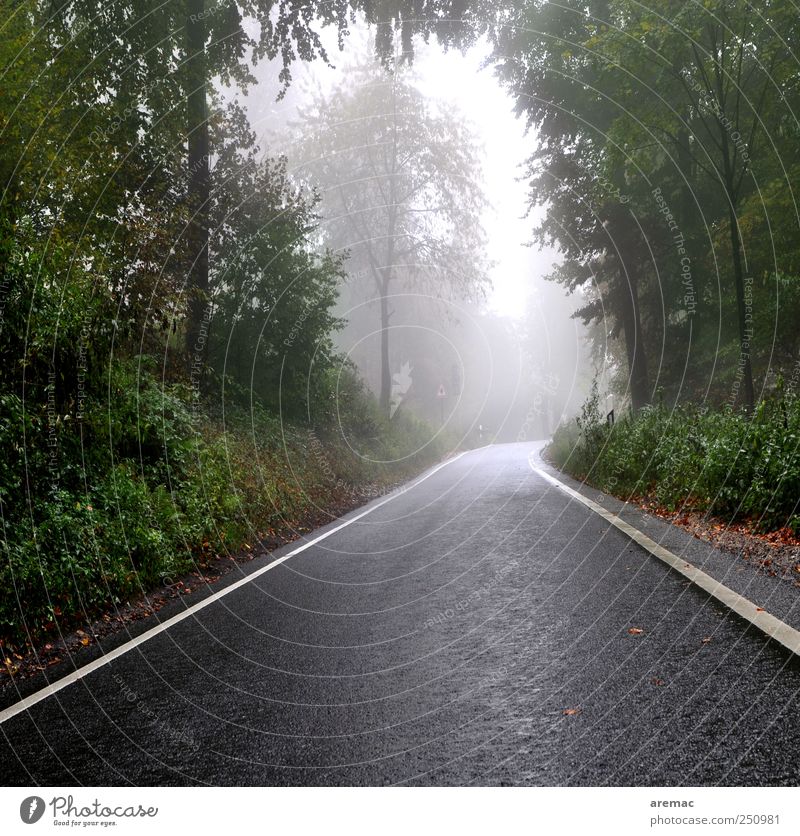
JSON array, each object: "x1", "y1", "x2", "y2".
[
  {"x1": 548, "y1": 384, "x2": 800, "y2": 531},
  {"x1": 0, "y1": 361, "x2": 452, "y2": 648}
]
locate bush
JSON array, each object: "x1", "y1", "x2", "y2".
[
  {"x1": 547, "y1": 390, "x2": 800, "y2": 531},
  {"x1": 0, "y1": 358, "x2": 452, "y2": 648}
]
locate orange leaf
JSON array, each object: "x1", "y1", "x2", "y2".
[
  {"x1": 563, "y1": 707, "x2": 581, "y2": 716},
  {"x1": 628, "y1": 627, "x2": 644, "y2": 635}
]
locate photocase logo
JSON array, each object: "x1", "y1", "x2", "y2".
[
  {"x1": 19, "y1": 796, "x2": 45, "y2": 824},
  {"x1": 16, "y1": 794, "x2": 160, "y2": 824}
]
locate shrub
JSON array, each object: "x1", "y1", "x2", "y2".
[
  {"x1": 0, "y1": 358, "x2": 451, "y2": 648},
  {"x1": 548, "y1": 390, "x2": 800, "y2": 531}
]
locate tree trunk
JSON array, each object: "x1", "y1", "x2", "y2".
[
  {"x1": 728, "y1": 206, "x2": 755, "y2": 411},
  {"x1": 185, "y1": 0, "x2": 210, "y2": 370},
  {"x1": 379, "y1": 288, "x2": 391, "y2": 414},
  {"x1": 619, "y1": 269, "x2": 650, "y2": 413},
  {"x1": 378, "y1": 72, "x2": 399, "y2": 418}
]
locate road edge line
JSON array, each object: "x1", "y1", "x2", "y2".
[
  {"x1": 0, "y1": 450, "x2": 472, "y2": 726},
  {"x1": 532, "y1": 462, "x2": 800, "y2": 659}
]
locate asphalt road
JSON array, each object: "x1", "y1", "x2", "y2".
[{"x1": 2, "y1": 442, "x2": 799, "y2": 786}]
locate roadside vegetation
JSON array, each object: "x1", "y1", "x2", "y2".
[
  {"x1": 493, "y1": 1, "x2": 800, "y2": 413},
  {"x1": 0, "y1": 2, "x2": 470, "y2": 655},
  {"x1": 504, "y1": 1, "x2": 800, "y2": 535},
  {"x1": 548, "y1": 383, "x2": 800, "y2": 534},
  {"x1": 0, "y1": 357, "x2": 453, "y2": 650}
]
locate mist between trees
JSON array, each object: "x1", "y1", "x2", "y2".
[{"x1": 2, "y1": 0, "x2": 799, "y2": 650}]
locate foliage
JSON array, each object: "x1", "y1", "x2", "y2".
[
  {"x1": 292, "y1": 55, "x2": 490, "y2": 412},
  {"x1": 491, "y1": 0, "x2": 800, "y2": 410},
  {"x1": 549, "y1": 390, "x2": 800, "y2": 532},
  {"x1": 208, "y1": 152, "x2": 345, "y2": 417},
  {"x1": 0, "y1": 0, "x2": 483, "y2": 653},
  {"x1": 0, "y1": 356, "x2": 451, "y2": 647}
]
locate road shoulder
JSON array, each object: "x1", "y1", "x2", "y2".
[{"x1": 530, "y1": 445, "x2": 800, "y2": 638}]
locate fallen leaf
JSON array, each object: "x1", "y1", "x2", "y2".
[
  {"x1": 756, "y1": 607, "x2": 765, "y2": 612},
  {"x1": 563, "y1": 707, "x2": 581, "y2": 716},
  {"x1": 80, "y1": 637, "x2": 90, "y2": 647},
  {"x1": 650, "y1": 677, "x2": 665, "y2": 686},
  {"x1": 701, "y1": 637, "x2": 712, "y2": 644},
  {"x1": 628, "y1": 627, "x2": 644, "y2": 635}
]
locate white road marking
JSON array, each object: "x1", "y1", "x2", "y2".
[
  {"x1": 531, "y1": 458, "x2": 800, "y2": 658},
  {"x1": 0, "y1": 450, "x2": 473, "y2": 725}
]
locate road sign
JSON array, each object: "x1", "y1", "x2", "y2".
[{"x1": 437, "y1": 384, "x2": 447, "y2": 399}]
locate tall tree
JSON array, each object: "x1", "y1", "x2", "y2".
[
  {"x1": 174, "y1": 0, "x2": 489, "y2": 363},
  {"x1": 208, "y1": 145, "x2": 345, "y2": 417},
  {"x1": 531, "y1": 140, "x2": 656, "y2": 411},
  {"x1": 597, "y1": 0, "x2": 794, "y2": 409},
  {"x1": 492, "y1": 0, "x2": 798, "y2": 410},
  {"x1": 293, "y1": 58, "x2": 489, "y2": 413},
  {"x1": 47, "y1": 0, "x2": 494, "y2": 367},
  {"x1": 492, "y1": 3, "x2": 657, "y2": 410}
]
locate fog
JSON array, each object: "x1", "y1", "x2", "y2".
[{"x1": 232, "y1": 22, "x2": 592, "y2": 441}]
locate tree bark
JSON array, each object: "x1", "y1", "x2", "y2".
[
  {"x1": 728, "y1": 205, "x2": 755, "y2": 410},
  {"x1": 607, "y1": 210, "x2": 650, "y2": 413},
  {"x1": 379, "y1": 287, "x2": 391, "y2": 413},
  {"x1": 185, "y1": 0, "x2": 210, "y2": 370},
  {"x1": 619, "y1": 268, "x2": 650, "y2": 413},
  {"x1": 378, "y1": 71, "x2": 399, "y2": 417}
]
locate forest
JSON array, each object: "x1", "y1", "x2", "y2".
[{"x1": 2, "y1": 0, "x2": 800, "y2": 657}]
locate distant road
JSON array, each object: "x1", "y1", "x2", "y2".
[{"x1": 2, "y1": 443, "x2": 798, "y2": 786}]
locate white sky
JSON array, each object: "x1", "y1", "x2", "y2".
[{"x1": 412, "y1": 41, "x2": 547, "y2": 318}]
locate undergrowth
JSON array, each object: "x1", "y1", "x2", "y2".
[
  {"x1": 0, "y1": 359, "x2": 454, "y2": 650},
  {"x1": 547, "y1": 382, "x2": 800, "y2": 532}
]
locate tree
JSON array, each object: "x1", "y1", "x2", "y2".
[
  {"x1": 293, "y1": 58, "x2": 489, "y2": 414},
  {"x1": 531, "y1": 150, "x2": 656, "y2": 412},
  {"x1": 490, "y1": 1, "x2": 656, "y2": 410},
  {"x1": 20, "y1": 0, "x2": 493, "y2": 372},
  {"x1": 0, "y1": 0, "x2": 189, "y2": 409},
  {"x1": 208, "y1": 149, "x2": 345, "y2": 417},
  {"x1": 598, "y1": 0, "x2": 795, "y2": 409},
  {"x1": 492, "y1": 0, "x2": 799, "y2": 410}
]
